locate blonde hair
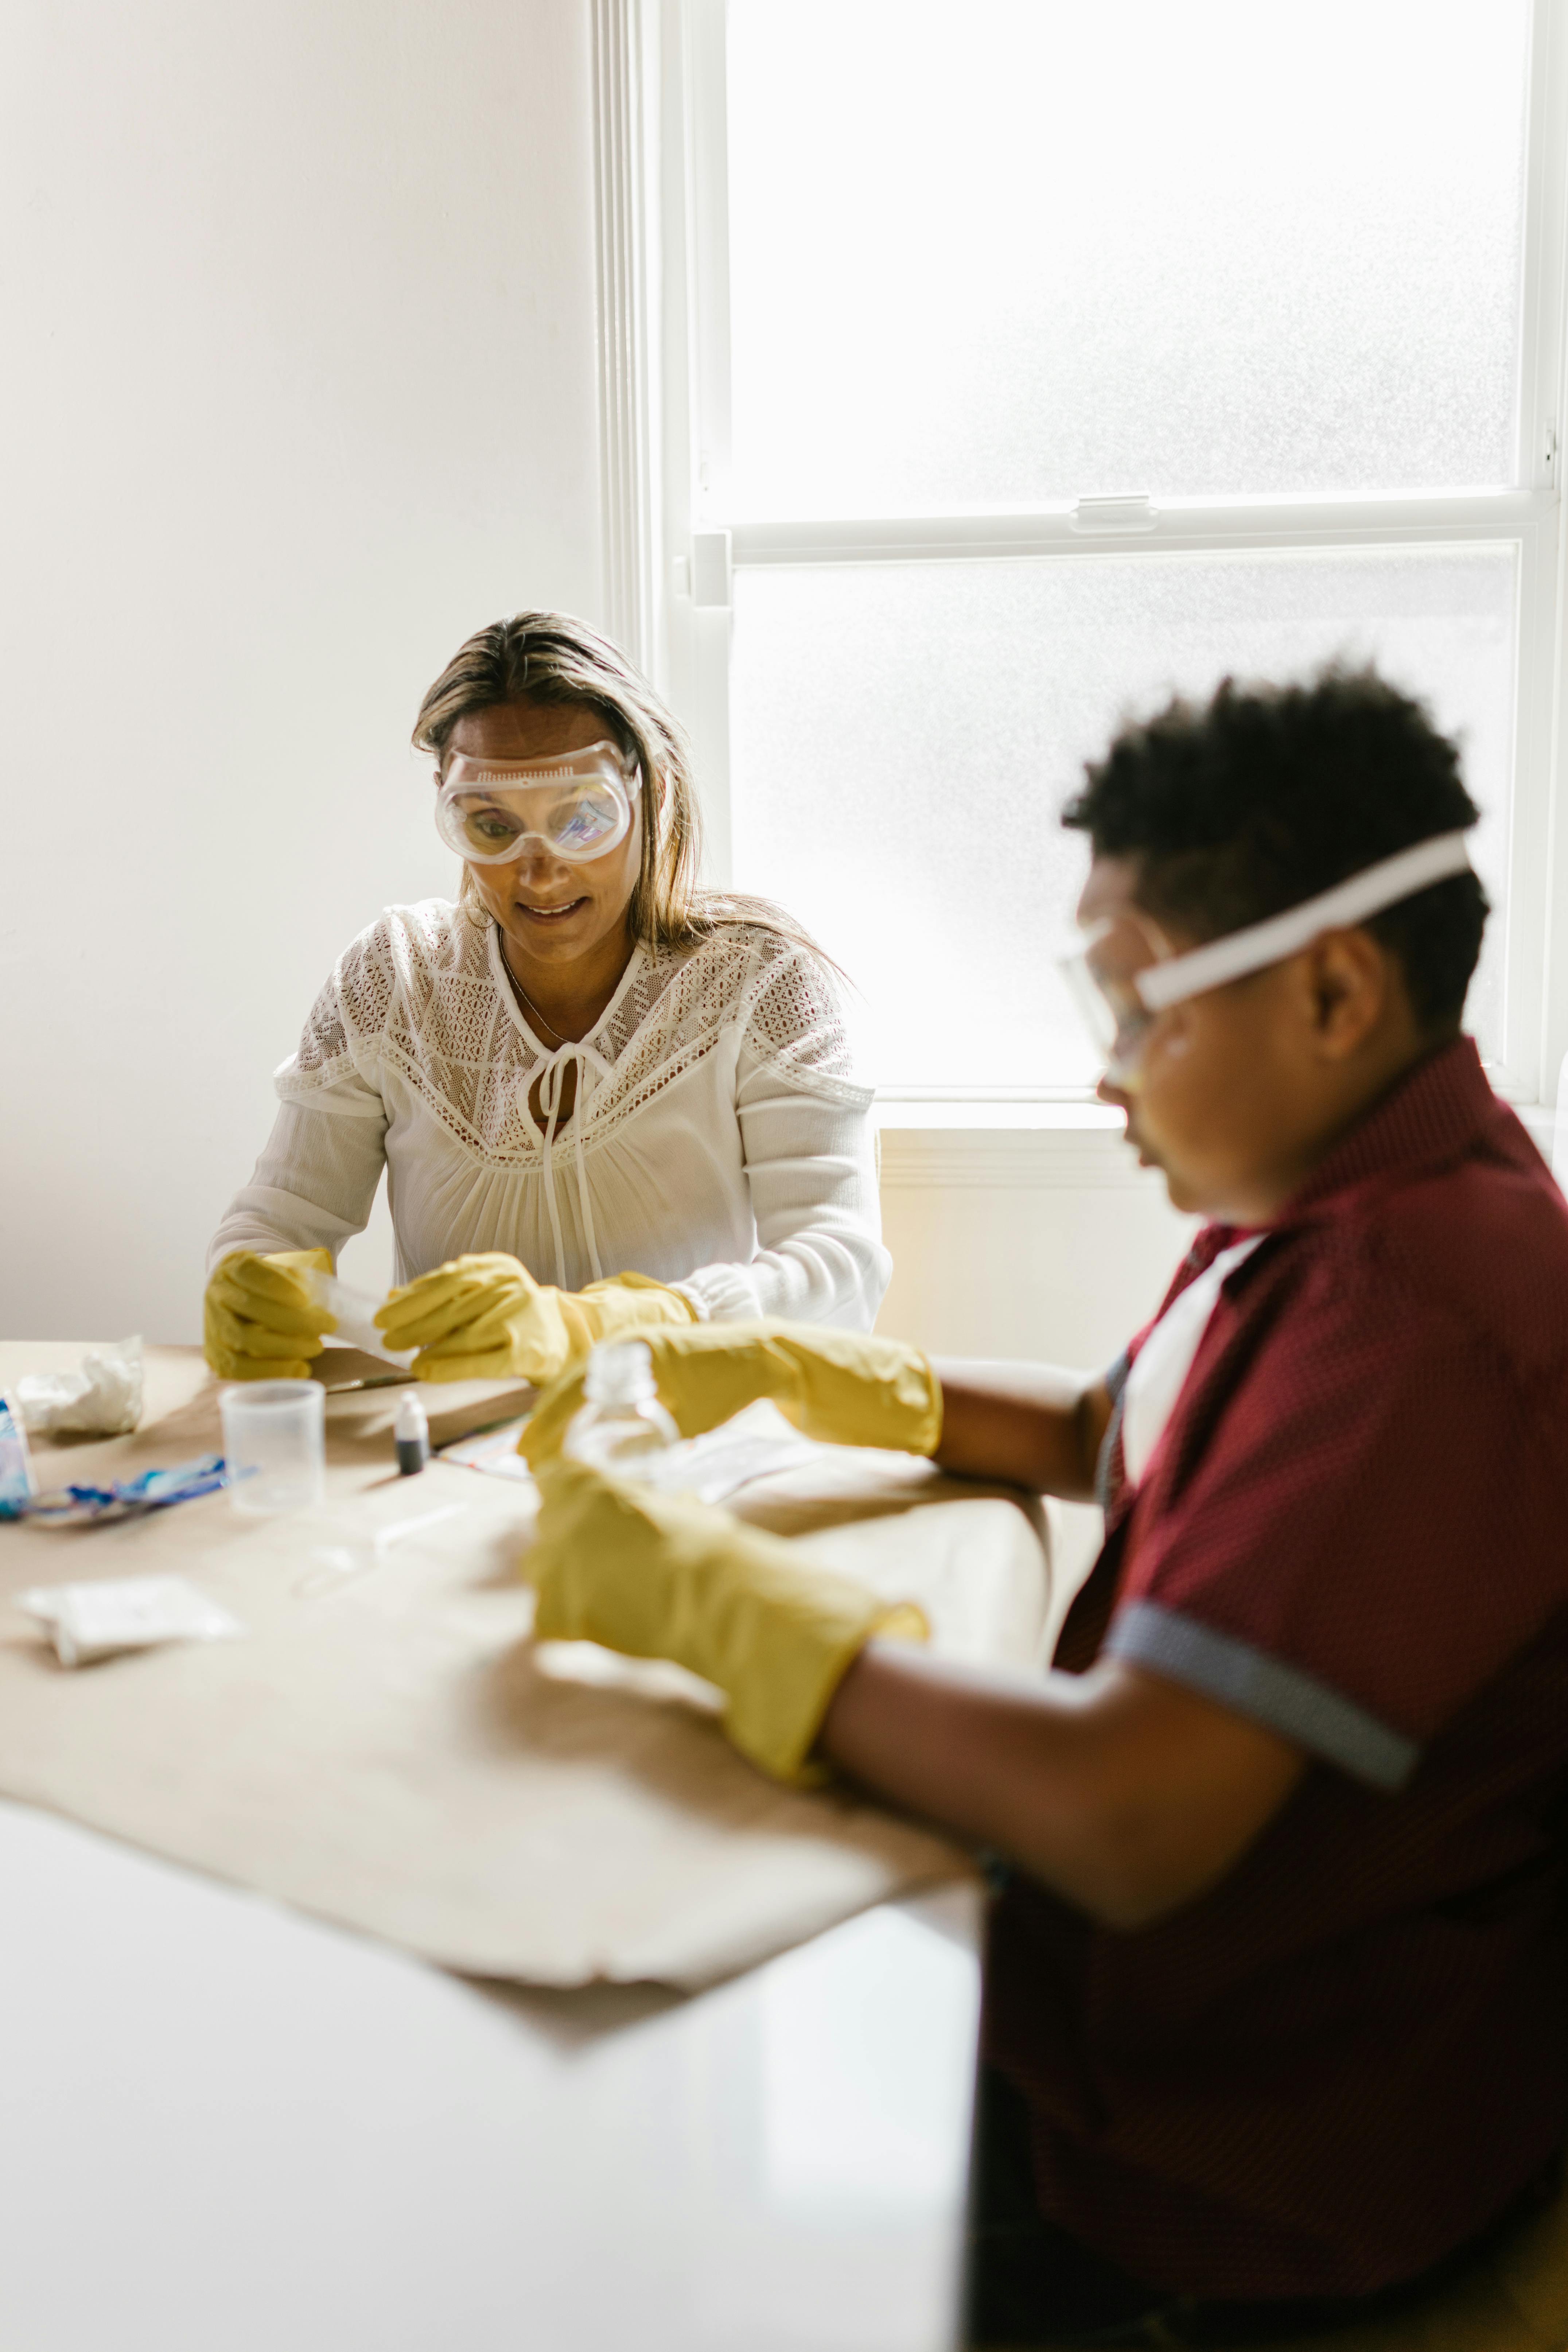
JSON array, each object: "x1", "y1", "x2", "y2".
[{"x1": 413, "y1": 610, "x2": 823, "y2": 962}]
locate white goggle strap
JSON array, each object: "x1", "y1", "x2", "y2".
[{"x1": 1135, "y1": 830, "x2": 1475, "y2": 1015}]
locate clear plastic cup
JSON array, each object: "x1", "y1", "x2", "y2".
[{"x1": 220, "y1": 1380, "x2": 327, "y2": 1516}]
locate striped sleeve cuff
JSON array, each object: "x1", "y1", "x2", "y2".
[
  {"x1": 1094, "y1": 1350, "x2": 1131, "y2": 1511},
  {"x1": 1105, "y1": 1599, "x2": 1418, "y2": 1792}
]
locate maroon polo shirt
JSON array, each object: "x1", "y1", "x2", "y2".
[{"x1": 984, "y1": 1037, "x2": 1568, "y2": 2301}]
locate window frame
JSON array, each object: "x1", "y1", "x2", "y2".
[{"x1": 641, "y1": 0, "x2": 1568, "y2": 1111}]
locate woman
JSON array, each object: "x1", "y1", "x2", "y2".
[{"x1": 204, "y1": 612, "x2": 888, "y2": 1385}]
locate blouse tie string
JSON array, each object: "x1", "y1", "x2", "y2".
[{"x1": 536, "y1": 1043, "x2": 610, "y2": 1290}]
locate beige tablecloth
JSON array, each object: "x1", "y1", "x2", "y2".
[{"x1": 0, "y1": 1343, "x2": 1053, "y2": 1987}]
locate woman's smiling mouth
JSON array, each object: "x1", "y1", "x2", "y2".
[{"x1": 515, "y1": 897, "x2": 589, "y2": 923}]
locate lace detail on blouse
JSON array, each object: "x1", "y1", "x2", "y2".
[{"x1": 283, "y1": 901, "x2": 865, "y2": 1169}]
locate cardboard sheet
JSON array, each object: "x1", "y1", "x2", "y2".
[{"x1": 0, "y1": 1344, "x2": 1053, "y2": 1987}]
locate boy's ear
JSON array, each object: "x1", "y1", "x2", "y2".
[{"x1": 1302, "y1": 928, "x2": 1397, "y2": 1060}]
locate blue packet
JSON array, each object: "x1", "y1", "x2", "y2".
[{"x1": 17, "y1": 1454, "x2": 228, "y2": 1528}]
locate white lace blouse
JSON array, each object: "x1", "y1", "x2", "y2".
[{"x1": 208, "y1": 900, "x2": 890, "y2": 1329}]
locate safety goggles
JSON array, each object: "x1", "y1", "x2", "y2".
[
  {"x1": 434, "y1": 742, "x2": 638, "y2": 866},
  {"x1": 1061, "y1": 829, "x2": 1476, "y2": 1087}
]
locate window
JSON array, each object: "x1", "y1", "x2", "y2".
[{"x1": 655, "y1": 0, "x2": 1568, "y2": 1104}]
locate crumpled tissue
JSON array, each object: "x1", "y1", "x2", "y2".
[{"x1": 15, "y1": 1337, "x2": 144, "y2": 1437}]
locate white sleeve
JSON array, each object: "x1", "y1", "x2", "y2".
[
  {"x1": 207, "y1": 931, "x2": 391, "y2": 1275},
  {"x1": 206, "y1": 1095, "x2": 388, "y2": 1275},
  {"x1": 672, "y1": 943, "x2": 891, "y2": 1330}
]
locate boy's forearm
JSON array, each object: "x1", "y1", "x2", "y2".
[
  {"x1": 818, "y1": 1640, "x2": 1305, "y2": 1930},
  {"x1": 820, "y1": 1642, "x2": 1147, "y2": 1922},
  {"x1": 930, "y1": 1359, "x2": 1111, "y2": 1498}
]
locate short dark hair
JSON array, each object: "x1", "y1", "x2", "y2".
[{"x1": 1061, "y1": 666, "x2": 1488, "y2": 1030}]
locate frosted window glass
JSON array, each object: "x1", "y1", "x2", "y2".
[
  {"x1": 726, "y1": 1, "x2": 1529, "y2": 514},
  {"x1": 729, "y1": 551, "x2": 1515, "y2": 1090}
]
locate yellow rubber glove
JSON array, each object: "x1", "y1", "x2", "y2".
[
  {"x1": 373, "y1": 1255, "x2": 696, "y2": 1385},
  {"x1": 520, "y1": 1318, "x2": 942, "y2": 1469},
  {"x1": 527, "y1": 1456, "x2": 927, "y2": 1782},
  {"x1": 203, "y1": 1248, "x2": 336, "y2": 1381}
]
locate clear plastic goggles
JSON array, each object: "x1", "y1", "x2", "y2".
[
  {"x1": 1060, "y1": 908, "x2": 1182, "y2": 1087},
  {"x1": 1060, "y1": 829, "x2": 1476, "y2": 1088},
  {"x1": 434, "y1": 742, "x2": 637, "y2": 866}
]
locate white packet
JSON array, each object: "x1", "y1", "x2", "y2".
[
  {"x1": 637, "y1": 1400, "x2": 820, "y2": 1503},
  {"x1": 302, "y1": 1274, "x2": 416, "y2": 1370},
  {"x1": 16, "y1": 1574, "x2": 246, "y2": 1668},
  {"x1": 440, "y1": 1400, "x2": 818, "y2": 1504},
  {"x1": 15, "y1": 1337, "x2": 144, "y2": 1437}
]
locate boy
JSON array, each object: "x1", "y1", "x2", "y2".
[{"x1": 522, "y1": 670, "x2": 1568, "y2": 2347}]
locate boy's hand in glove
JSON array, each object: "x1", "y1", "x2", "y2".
[
  {"x1": 526, "y1": 1455, "x2": 927, "y2": 1782},
  {"x1": 520, "y1": 1318, "x2": 942, "y2": 1467}
]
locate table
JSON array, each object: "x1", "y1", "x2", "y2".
[
  {"x1": 0, "y1": 1345, "x2": 1051, "y2": 1988},
  {"x1": 0, "y1": 1798, "x2": 978, "y2": 2351},
  {"x1": 0, "y1": 1345, "x2": 997, "y2": 2348}
]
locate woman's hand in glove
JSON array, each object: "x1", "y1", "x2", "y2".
[
  {"x1": 203, "y1": 1248, "x2": 335, "y2": 1381},
  {"x1": 525, "y1": 1456, "x2": 927, "y2": 1782},
  {"x1": 520, "y1": 1318, "x2": 942, "y2": 1467},
  {"x1": 374, "y1": 1254, "x2": 695, "y2": 1386}
]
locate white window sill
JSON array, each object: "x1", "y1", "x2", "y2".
[
  {"x1": 872, "y1": 1097, "x2": 1154, "y2": 1190},
  {"x1": 872, "y1": 1086, "x2": 1558, "y2": 1189},
  {"x1": 872, "y1": 1095, "x2": 1117, "y2": 1131}
]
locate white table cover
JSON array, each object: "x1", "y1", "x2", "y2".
[{"x1": 0, "y1": 1344, "x2": 1052, "y2": 1987}]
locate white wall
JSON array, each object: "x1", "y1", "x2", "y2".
[
  {"x1": 0, "y1": 0, "x2": 1191, "y2": 1401},
  {"x1": 878, "y1": 1170, "x2": 1195, "y2": 1377},
  {"x1": 1, "y1": 0, "x2": 603, "y2": 1340},
  {"x1": 873, "y1": 1129, "x2": 1197, "y2": 1613}
]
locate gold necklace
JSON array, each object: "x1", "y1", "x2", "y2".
[{"x1": 499, "y1": 932, "x2": 588, "y2": 1052}]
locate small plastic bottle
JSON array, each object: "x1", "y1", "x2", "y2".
[
  {"x1": 563, "y1": 1341, "x2": 679, "y2": 1478},
  {"x1": 394, "y1": 1390, "x2": 430, "y2": 1476}
]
